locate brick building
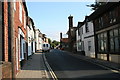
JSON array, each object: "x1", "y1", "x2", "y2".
[
  {"x1": 67, "y1": 15, "x2": 77, "y2": 52},
  {"x1": 1, "y1": 0, "x2": 28, "y2": 79},
  {"x1": 60, "y1": 32, "x2": 69, "y2": 50}
]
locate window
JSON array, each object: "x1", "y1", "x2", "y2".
[
  {"x1": 78, "y1": 40, "x2": 81, "y2": 50},
  {"x1": 98, "y1": 17, "x2": 103, "y2": 28},
  {"x1": 19, "y1": 2, "x2": 22, "y2": 23},
  {"x1": 85, "y1": 22, "x2": 89, "y2": 33},
  {"x1": 46, "y1": 44, "x2": 48, "y2": 47},
  {"x1": 43, "y1": 44, "x2": 45, "y2": 47},
  {"x1": 109, "y1": 9, "x2": 116, "y2": 23},
  {"x1": 23, "y1": 43, "x2": 26, "y2": 53},
  {"x1": 97, "y1": 32, "x2": 107, "y2": 52},
  {"x1": 109, "y1": 28, "x2": 119, "y2": 52},
  {"x1": 88, "y1": 41, "x2": 91, "y2": 51}
]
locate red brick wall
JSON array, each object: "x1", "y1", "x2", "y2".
[
  {"x1": 4, "y1": 1, "x2": 9, "y2": 62},
  {"x1": 14, "y1": 1, "x2": 27, "y2": 74},
  {"x1": 2, "y1": 62, "x2": 12, "y2": 80},
  {"x1": 2, "y1": 1, "x2": 28, "y2": 78}
]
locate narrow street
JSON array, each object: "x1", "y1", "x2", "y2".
[
  {"x1": 1, "y1": 1, "x2": 120, "y2": 80},
  {"x1": 45, "y1": 49, "x2": 120, "y2": 80}
]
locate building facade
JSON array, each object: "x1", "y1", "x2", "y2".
[
  {"x1": 91, "y1": 2, "x2": 120, "y2": 63},
  {"x1": 27, "y1": 17, "x2": 35, "y2": 57},
  {"x1": 67, "y1": 15, "x2": 77, "y2": 52},
  {"x1": 2, "y1": 0, "x2": 28, "y2": 79},
  {"x1": 82, "y1": 16, "x2": 95, "y2": 58},
  {"x1": 35, "y1": 29, "x2": 43, "y2": 51},
  {"x1": 76, "y1": 22, "x2": 84, "y2": 55}
]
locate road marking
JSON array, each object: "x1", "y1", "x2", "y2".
[{"x1": 43, "y1": 53, "x2": 58, "y2": 80}]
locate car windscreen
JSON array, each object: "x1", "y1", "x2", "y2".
[
  {"x1": 46, "y1": 44, "x2": 48, "y2": 47},
  {"x1": 43, "y1": 44, "x2": 45, "y2": 47}
]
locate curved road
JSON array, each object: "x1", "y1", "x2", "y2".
[{"x1": 45, "y1": 49, "x2": 119, "y2": 80}]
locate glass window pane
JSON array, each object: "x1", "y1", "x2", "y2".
[
  {"x1": 101, "y1": 33, "x2": 104, "y2": 39},
  {"x1": 101, "y1": 39, "x2": 104, "y2": 51},
  {"x1": 110, "y1": 30, "x2": 113, "y2": 37},
  {"x1": 115, "y1": 37, "x2": 119, "y2": 52},
  {"x1": 104, "y1": 39, "x2": 107, "y2": 51},
  {"x1": 104, "y1": 32, "x2": 107, "y2": 38},
  {"x1": 114, "y1": 29, "x2": 118, "y2": 36},
  {"x1": 88, "y1": 41, "x2": 91, "y2": 51},
  {"x1": 110, "y1": 38, "x2": 114, "y2": 51}
]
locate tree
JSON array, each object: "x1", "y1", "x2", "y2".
[
  {"x1": 52, "y1": 40, "x2": 60, "y2": 46},
  {"x1": 48, "y1": 38, "x2": 52, "y2": 44},
  {"x1": 52, "y1": 40, "x2": 60, "y2": 48},
  {"x1": 87, "y1": 2, "x2": 106, "y2": 10}
]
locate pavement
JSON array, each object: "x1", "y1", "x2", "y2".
[
  {"x1": 63, "y1": 50, "x2": 120, "y2": 73},
  {"x1": 16, "y1": 52, "x2": 49, "y2": 80}
]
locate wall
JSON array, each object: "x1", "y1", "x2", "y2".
[
  {"x1": 83, "y1": 21, "x2": 95, "y2": 58},
  {"x1": 14, "y1": 1, "x2": 27, "y2": 73},
  {"x1": 109, "y1": 54, "x2": 120, "y2": 64},
  {"x1": 4, "y1": 1, "x2": 9, "y2": 62},
  {"x1": 2, "y1": 62, "x2": 12, "y2": 79}
]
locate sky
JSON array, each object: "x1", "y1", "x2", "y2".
[{"x1": 26, "y1": 2, "x2": 94, "y2": 41}]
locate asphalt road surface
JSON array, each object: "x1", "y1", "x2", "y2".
[{"x1": 45, "y1": 49, "x2": 120, "y2": 80}]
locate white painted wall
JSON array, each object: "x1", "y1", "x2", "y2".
[
  {"x1": 82, "y1": 21, "x2": 95, "y2": 58},
  {"x1": 35, "y1": 29, "x2": 43, "y2": 51},
  {"x1": 76, "y1": 25, "x2": 84, "y2": 52},
  {"x1": 27, "y1": 22, "x2": 35, "y2": 56}
]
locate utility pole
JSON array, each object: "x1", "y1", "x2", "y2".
[{"x1": 8, "y1": 1, "x2": 16, "y2": 79}]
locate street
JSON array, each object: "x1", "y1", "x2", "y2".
[{"x1": 45, "y1": 49, "x2": 120, "y2": 80}]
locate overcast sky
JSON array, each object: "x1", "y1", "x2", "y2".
[{"x1": 26, "y1": 2, "x2": 94, "y2": 41}]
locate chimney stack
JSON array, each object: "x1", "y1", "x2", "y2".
[
  {"x1": 60, "y1": 32, "x2": 62, "y2": 39},
  {"x1": 68, "y1": 15, "x2": 73, "y2": 28}
]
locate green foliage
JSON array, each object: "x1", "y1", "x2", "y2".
[
  {"x1": 48, "y1": 38, "x2": 52, "y2": 44},
  {"x1": 48, "y1": 39, "x2": 60, "y2": 48},
  {"x1": 87, "y1": 2, "x2": 106, "y2": 10},
  {"x1": 52, "y1": 40, "x2": 60, "y2": 47}
]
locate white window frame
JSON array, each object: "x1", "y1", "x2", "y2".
[
  {"x1": 13, "y1": 0, "x2": 16, "y2": 10},
  {"x1": 88, "y1": 41, "x2": 91, "y2": 51}
]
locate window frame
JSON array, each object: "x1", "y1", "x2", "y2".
[
  {"x1": 97, "y1": 32, "x2": 107, "y2": 53},
  {"x1": 109, "y1": 28, "x2": 119, "y2": 53},
  {"x1": 88, "y1": 41, "x2": 91, "y2": 51}
]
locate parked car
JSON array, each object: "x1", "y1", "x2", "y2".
[{"x1": 42, "y1": 43, "x2": 50, "y2": 52}]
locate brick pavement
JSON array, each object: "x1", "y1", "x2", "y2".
[{"x1": 16, "y1": 52, "x2": 49, "y2": 79}]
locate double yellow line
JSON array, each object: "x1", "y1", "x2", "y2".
[{"x1": 43, "y1": 53, "x2": 58, "y2": 80}]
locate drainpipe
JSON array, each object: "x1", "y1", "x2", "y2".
[{"x1": 8, "y1": 1, "x2": 16, "y2": 79}]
